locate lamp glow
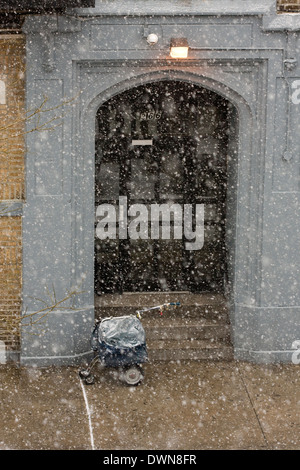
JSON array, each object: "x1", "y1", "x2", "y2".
[{"x1": 170, "y1": 38, "x2": 189, "y2": 59}]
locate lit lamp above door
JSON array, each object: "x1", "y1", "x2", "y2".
[{"x1": 170, "y1": 38, "x2": 189, "y2": 59}]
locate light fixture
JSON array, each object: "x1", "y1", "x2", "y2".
[
  {"x1": 170, "y1": 38, "x2": 189, "y2": 59},
  {"x1": 147, "y1": 33, "x2": 159, "y2": 45}
]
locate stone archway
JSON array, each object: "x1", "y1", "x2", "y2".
[{"x1": 22, "y1": 63, "x2": 257, "y2": 365}]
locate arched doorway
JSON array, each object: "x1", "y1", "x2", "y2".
[{"x1": 94, "y1": 80, "x2": 231, "y2": 295}]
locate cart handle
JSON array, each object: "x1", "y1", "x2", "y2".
[{"x1": 136, "y1": 302, "x2": 180, "y2": 319}]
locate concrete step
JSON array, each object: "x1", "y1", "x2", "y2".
[
  {"x1": 95, "y1": 292, "x2": 229, "y2": 321},
  {"x1": 94, "y1": 292, "x2": 233, "y2": 362},
  {"x1": 147, "y1": 339, "x2": 234, "y2": 362},
  {"x1": 95, "y1": 292, "x2": 227, "y2": 308},
  {"x1": 143, "y1": 319, "x2": 231, "y2": 341}
]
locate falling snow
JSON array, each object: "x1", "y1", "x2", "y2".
[{"x1": 0, "y1": 0, "x2": 300, "y2": 453}]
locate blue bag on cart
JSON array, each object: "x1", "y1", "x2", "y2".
[{"x1": 91, "y1": 315, "x2": 148, "y2": 368}]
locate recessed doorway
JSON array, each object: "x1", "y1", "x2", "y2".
[{"x1": 94, "y1": 81, "x2": 230, "y2": 294}]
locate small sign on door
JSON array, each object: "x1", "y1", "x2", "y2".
[{"x1": 131, "y1": 139, "x2": 153, "y2": 146}]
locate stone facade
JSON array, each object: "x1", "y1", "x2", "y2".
[{"x1": 1, "y1": 1, "x2": 300, "y2": 365}]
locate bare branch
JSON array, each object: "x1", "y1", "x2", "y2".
[
  {"x1": 21, "y1": 286, "x2": 85, "y2": 328},
  {"x1": 0, "y1": 94, "x2": 79, "y2": 143},
  {"x1": 0, "y1": 281, "x2": 85, "y2": 337}
]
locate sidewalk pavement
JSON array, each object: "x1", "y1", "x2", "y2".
[{"x1": 0, "y1": 360, "x2": 299, "y2": 451}]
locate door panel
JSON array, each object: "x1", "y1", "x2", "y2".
[
  {"x1": 158, "y1": 239, "x2": 185, "y2": 291},
  {"x1": 121, "y1": 239, "x2": 156, "y2": 292}
]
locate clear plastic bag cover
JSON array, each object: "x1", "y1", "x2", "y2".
[{"x1": 99, "y1": 315, "x2": 146, "y2": 348}]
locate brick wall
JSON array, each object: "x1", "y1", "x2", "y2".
[
  {"x1": 0, "y1": 36, "x2": 25, "y2": 201},
  {"x1": 0, "y1": 35, "x2": 25, "y2": 354},
  {"x1": 278, "y1": 0, "x2": 300, "y2": 11},
  {"x1": 0, "y1": 217, "x2": 22, "y2": 350}
]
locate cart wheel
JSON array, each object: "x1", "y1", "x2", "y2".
[
  {"x1": 79, "y1": 369, "x2": 90, "y2": 379},
  {"x1": 84, "y1": 374, "x2": 95, "y2": 385},
  {"x1": 122, "y1": 365, "x2": 144, "y2": 386}
]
